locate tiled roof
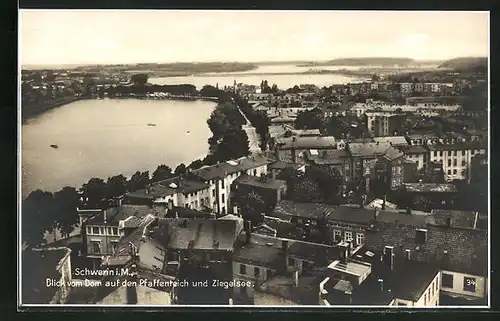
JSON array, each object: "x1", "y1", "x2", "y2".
[
  {"x1": 347, "y1": 142, "x2": 392, "y2": 157},
  {"x1": 287, "y1": 241, "x2": 339, "y2": 263},
  {"x1": 349, "y1": 247, "x2": 440, "y2": 302},
  {"x1": 373, "y1": 136, "x2": 409, "y2": 146},
  {"x1": 233, "y1": 233, "x2": 285, "y2": 268},
  {"x1": 191, "y1": 155, "x2": 274, "y2": 181},
  {"x1": 304, "y1": 149, "x2": 349, "y2": 164},
  {"x1": 127, "y1": 177, "x2": 210, "y2": 199},
  {"x1": 86, "y1": 205, "x2": 166, "y2": 226},
  {"x1": 401, "y1": 145, "x2": 429, "y2": 154},
  {"x1": 426, "y1": 143, "x2": 487, "y2": 151},
  {"x1": 275, "y1": 136, "x2": 336, "y2": 150},
  {"x1": 428, "y1": 210, "x2": 487, "y2": 230},
  {"x1": 403, "y1": 183, "x2": 458, "y2": 193},
  {"x1": 234, "y1": 174, "x2": 286, "y2": 190},
  {"x1": 167, "y1": 219, "x2": 238, "y2": 251}
]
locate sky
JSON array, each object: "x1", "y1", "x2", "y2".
[{"x1": 20, "y1": 10, "x2": 489, "y2": 66}]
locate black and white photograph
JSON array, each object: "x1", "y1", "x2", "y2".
[{"x1": 18, "y1": 10, "x2": 489, "y2": 308}]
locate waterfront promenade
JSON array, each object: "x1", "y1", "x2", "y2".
[{"x1": 234, "y1": 100, "x2": 261, "y2": 154}]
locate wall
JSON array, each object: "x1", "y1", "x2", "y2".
[
  {"x1": 254, "y1": 291, "x2": 298, "y2": 306},
  {"x1": 85, "y1": 225, "x2": 122, "y2": 257},
  {"x1": 429, "y1": 147, "x2": 486, "y2": 182},
  {"x1": 440, "y1": 270, "x2": 486, "y2": 299},
  {"x1": 96, "y1": 286, "x2": 172, "y2": 305},
  {"x1": 413, "y1": 272, "x2": 440, "y2": 306},
  {"x1": 232, "y1": 260, "x2": 275, "y2": 299}
]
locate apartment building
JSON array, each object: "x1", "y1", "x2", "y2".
[
  {"x1": 272, "y1": 136, "x2": 337, "y2": 164},
  {"x1": 400, "y1": 145, "x2": 428, "y2": 171},
  {"x1": 427, "y1": 143, "x2": 487, "y2": 181},
  {"x1": 272, "y1": 201, "x2": 488, "y2": 306},
  {"x1": 364, "y1": 112, "x2": 406, "y2": 136},
  {"x1": 126, "y1": 176, "x2": 211, "y2": 211},
  {"x1": 400, "y1": 82, "x2": 413, "y2": 95},
  {"x1": 190, "y1": 155, "x2": 273, "y2": 215}
]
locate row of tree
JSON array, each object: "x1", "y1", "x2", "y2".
[{"x1": 233, "y1": 95, "x2": 271, "y2": 150}]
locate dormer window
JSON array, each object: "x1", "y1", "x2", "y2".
[{"x1": 415, "y1": 229, "x2": 427, "y2": 244}]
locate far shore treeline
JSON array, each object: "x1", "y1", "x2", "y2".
[{"x1": 21, "y1": 76, "x2": 269, "y2": 248}]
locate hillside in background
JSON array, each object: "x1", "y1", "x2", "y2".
[
  {"x1": 300, "y1": 57, "x2": 415, "y2": 67},
  {"x1": 438, "y1": 57, "x2": 488, "y2": 72}
]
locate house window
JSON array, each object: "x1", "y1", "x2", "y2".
[
  {"x1": 453, "y1": 169, "x2": 457, "y2": 175},
  {"x1": 345, "y1": 231, "x2": 353, "y2": 242},
  {"x1": 92, "y1": 227, "x2": 99, "y2": 235},
  {"x1": 110, "y1": 241, "x2": 118, "y2": 254},
  {"x1": 86, "y1": 226, "x2": 91, "y2": 234},
  {"x1": 442, "y1": 273, "x2": 453, "y2": 288},
  {"x1": 447, "y1": 159, "x2": 451, "y2": 167},
  {"x1": 447, "y1": 170, "x2": 451, "y2": 175},
  {"x1": 221, "y1": 194, "x2": 225, "y2": 204},
  {"x1": 91, "y1": 241, "x2": 101, "y2": 254},
  {"x1": 107, "y1": 227, "x2": 113, "y2": 235},
  {"x1": 288, "y1": 257, "x2": 295, "y2": 266},
  {"x1": 239, "y1": 264, "x2": 246, "y2": 275},
  {"x1": 333, "y1": 230, "x2": 341, "y2": 242},
  {"x1": 433, "y1": 151, "x2": 437, "y2": 157},
  {"x1": 356, "y1": 233, "x2": 364, "y2": 245},
  {"x1": 435, "y1": 277, "x2": 439, "y2": 292},
  {"x1": 453, "y1": 159, "x2": 457, "y2": 166},
  {"x1": 254, "y1": 267, "x2": 260, "y2": 278},
  {"x1": 415, "y1": 229, "x2": 427, "y2": 244},
  {"x1": 463, "y1": 277, "x2": 477, "y2": 292},
  {"x1": 212, "y1": 189, "x2": 216, "y2": 197},
  {"x1": 424, "y1": 293, "x2": 427, "y2": 305}
]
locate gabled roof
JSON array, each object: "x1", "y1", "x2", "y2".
[
  {"x1": 347, "y1": 142, "x2": 392, "y2": 157},
  {"x1": 191, "y1": 155, "x2": 274, "y2": 181},
  {"x1": 373, "y1": 136, "x2": 409, "y2": 146},
  {"x1": 86, "y1": 205, "x2": 166, "y2": 226},
  {"x1": 167, "y1": 219, "x2": 238, "y2": 251},
  {"x1": 234, "y1": 174, "x2": 287, "y2": 190}
]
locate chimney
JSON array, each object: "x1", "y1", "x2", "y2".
[
  {"x1": 103, "y1": 210, "x2": 107, "y2": 224},
  {"x1": 339, "y1": 243, "x2": 348, "y2": 264},
  {"x1": 175, "y1": 210, "x2": 179, "y2": 219},
  {"x1": 244, "y1": 220, "x2": 252, "y2": 243},
  {"x1": 405, "y1": 249, "x2": 411, "y2": 260},
  {"x1": 117, "y1": 196, "x2": 123, "y2": 207},
  {"x1": 378, "y1": 278, "x2": 384, "y2": 292},
  {"x1": 384, "y1": 246, "x2": 394, "y2": 271},
  {"x1": 293, "y1": 270, "x2": 299, "y2": 287}
]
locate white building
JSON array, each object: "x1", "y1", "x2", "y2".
[{"x1": 427, "y1": 143, "x2": 487, "y2": 181}]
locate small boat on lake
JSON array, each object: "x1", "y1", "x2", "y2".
[
  {"x1": 50, "y1": 144, "x2": 58, "y2": 149},
  {"x1": 147, "y1": 123, "x2": 156, "y2": 127}
]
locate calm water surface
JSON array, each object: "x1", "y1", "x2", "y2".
[
  {"x1": 150, "y1": 64, "x2": 368, "y2": 89},
  {"x1": 22, "y1": 98, "x2": 215, "y2": 196}
]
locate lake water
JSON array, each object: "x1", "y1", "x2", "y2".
[
  {"x1": 21, "y1": 98, "x2": 215, "y2": 197},
  {"x1": 21, "y1": 64, "x2": 384, "y2": 197},
  {"x1": 150, "y1": 64, "x2": 368, "y2": 90}
]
